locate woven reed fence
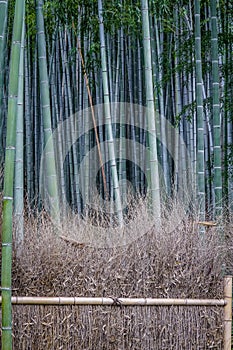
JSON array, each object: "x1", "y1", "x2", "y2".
[
  {"x1": 1, "y1": 209, "x2": 233, "y2": 349},
  {"x1": 0, "y1": 276, "x2": 231, "y2": 350}
]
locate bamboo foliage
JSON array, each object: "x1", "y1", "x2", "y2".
[{"x1": 1, "y1": 0, "x2": 25, "y2": 348}]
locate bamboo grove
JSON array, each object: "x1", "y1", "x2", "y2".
[{"x1": 0, "y1": 0, "x2": 233, "y2": 348}]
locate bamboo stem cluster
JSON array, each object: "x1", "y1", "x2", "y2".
[
  {"x1": 1, "y1": 0, "x2": 233, "y2": 347},
  {"x1": 0, "y1": 0, "x2": 231, "y2": 222}
]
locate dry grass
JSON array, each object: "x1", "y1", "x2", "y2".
[
  {"x1": 0, "y1": 197, "x2": 231, "y2": 348},
  {"x1": 12, "y1": 304, "x2": 223, "y2": 350}
]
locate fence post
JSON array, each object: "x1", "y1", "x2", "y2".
[{"x1": 224, "y1": 275, "x2": 232, "y2": 350}]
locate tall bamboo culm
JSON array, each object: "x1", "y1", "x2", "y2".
[
  {"x1": 1, "y1": 0, "x2": 25, "y2": 349},
  {"x1": 0, "y1": 0, "x2": 8, "y2": 163},
  {"x1": 141, "y1": 0, "x2": 161, "y2": 221},
  {"x1": 36, "y1": 0, "x2": 60, "y2": 222},
  {"x1": 194, "y1": 0, "x2": 205, "y2": 223},
  {"x1": 14, "y1": 20, "x2": 25, "y2": 247},
  {"x1": 98, "y1": 0, "x2": 123, "y2": 226},
  {"x1": 210, "y1": 0, "x2": 222, "y2": 220}
]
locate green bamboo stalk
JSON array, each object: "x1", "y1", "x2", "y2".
[
  {"x1": 194, "y1": 0, "x2": 205, "y2": 221},
  {"x1": 210, "y1": 0, "x2": 222, "y2": 219},
  {"x1": 113, "y1": 30, "x2": 120, "y2": 104},
  {"x1": 174, "y1": 9, "x2": 181, "y2": 193},
  {"x1": 66, "y1": 29, "x2": 81, "y2": 211},
  {"x1": 33, "y1": 38, "x2": 40, "y2": 205},
  {"x1": 141, "y1": 0, "x2": 161, "y2": 221},
  {"x1": 59, "y1": 29, "x2": 76, "y2": 208},
  {"x1": 50, "y1": 61, "x2": 69, "y2": 212},
  {"x1": 118, "y1": 27, "x2": 127, "y2": 200},
  {"x1": 82, "y1": 34, "x2": 90, "y2": 209},
  {"x1": 0, "y1": 0, "x2": 8, "y2": 162},
  {"x1": 126, "y1": 37, "x2": 138, "y2": 193},
  {"x1": 98, "y1": 0, "x2": 123, "y2": 226},
  {"x1": 153, "y1": 15, "x2": 170, "y2": 197},
  {"x1": 24, "y1": 35, "x2": 34, "y2": 205},
  {"x1": 14, "y1": 20, "x2": 25, "y2": 247},
  {"x1": 36, "y1": 0, "x2": 60, "y2": 221},
  {"x1": 1, "y1": 0, "x2": 25, "y2": 348},
  {"x1": 137, "y1": 38, "x2": 145, "y2": 194},
  {"x1": 107, "y1": 33, "x2": 113, "y2": 104},
  {"x1": 218, "y1": 0, "x2": 227, "y2": 212}
]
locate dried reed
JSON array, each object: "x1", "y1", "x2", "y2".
[{"x1": 0, "y1": 198, "x2": 230, "y2": 348}]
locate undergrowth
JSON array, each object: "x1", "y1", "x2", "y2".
[{"x1": 0, "y1": 197, "x2": 232, "y2": 349}]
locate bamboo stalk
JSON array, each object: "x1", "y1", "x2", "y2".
[
  {"x1": 0, "y1": 0, "x2": 8, "y2": 161},
  {"x1": 36, "y1": 0, "x2": 60, "y2": 222},
  {"x1": 141, "y1": 0, "x2": 161, "y2": 220},
  {"x1": 1, "y1": 0, "x2": 25, "y2": 348},
  {"x1": 0, "y1": 296, "x2": 226, "y2": 306},
  {"x1": 194, "y1": 0, "x2": 205, "y2": 224},
  {"x1": 224, "y1": 276, "x2": 232, "y2": 350},
  {"x1": 71, "y1": 22, "x2": 108, "y2": 199},
  {"x1": 210, "y1": 0, "x2": 222, "y2": 219},
  {"x1": 98, "y1": 0, "x2": 123, "y2": 225},
  {"x1": 14, "y1": 20, "x2": 25, "y2": 247}
]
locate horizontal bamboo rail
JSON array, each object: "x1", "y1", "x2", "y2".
[
  {"x1": 0, "y1": 277, "x2": 231, "y2": 348},
  {"x1": 0, "y1": 296, "x2": 227, "y2": 306}
]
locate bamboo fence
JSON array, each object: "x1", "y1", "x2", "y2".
[{"x1": 0, "y1": 276, "x2": 232, "y2": 349}]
